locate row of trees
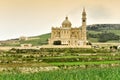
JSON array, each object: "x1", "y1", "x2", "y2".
[
  {"x1": 87, "y1": 24, "x2": 120, "y2": 31},
  {"x1": 88, "y1": 32, "x2": 119, "y2": 42}
]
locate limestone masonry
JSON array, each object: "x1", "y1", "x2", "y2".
[{"x1": 48, "y1": 8, "x2": 87, "y2": 46}]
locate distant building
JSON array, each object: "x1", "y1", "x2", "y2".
[
  {"x1": 20, "y1": 44, "x2": 32, "y2": 47},
  {"x1": 117, "y1": 45, "x2": 120, "y2": 49},
  {"x1": 48, "y1": 8, "x2": 87, "y2": 46},
  {"x1": 19, "y1": 36, "x2": 28, "y2": 41}
]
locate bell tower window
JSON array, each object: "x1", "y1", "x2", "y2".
[{"x1": 83, "y1": 20, "x2": 85, "y2": 22}]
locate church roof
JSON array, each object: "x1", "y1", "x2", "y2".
[{"x1": 62, "y1": 16, "x2": 72, "y2": 27}]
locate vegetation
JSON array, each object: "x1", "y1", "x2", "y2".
[
  {"x1": 87, "y1": 24, "x2": 120, "y2": 42},
  {"x1": 50, "y1": 61, "x2": 120, "y2": 66},
  {"x1": 20, "y1": 33, "x2": 51, "y2": 46},
  {"x1": 87, "y1": 24, "x2": 120, "y2": 31},
  {"x1": 88, "y1": 32, "x2": 119, "y2": 42},
  {"x1": 0, "y1": 48, "x2": 119, "y2": 67},
  {"x1": 0, "y1": 47, "x2": 120, "y2": 79},
  {"x1": 0, "y1": 67, "x2": 120, "y2": 80}
]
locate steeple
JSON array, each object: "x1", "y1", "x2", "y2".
[
  {"x1": 65, "y1": 16, "x2": 68, "y2": 20},
  {"x1": 82, "y1": 7, "x2": 86, "y2": 15},
  {"x1": 81, "y1": 7, "x2": 87, "y2": 45},
  {"x1": 82, "y1": 7, "x2": 86, "y2": 26},
  {"x1": 83, "y1": 7, "x2": 85, "y2": 12}
]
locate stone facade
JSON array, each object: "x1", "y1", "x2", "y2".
[{"x1": 49, "y1": 8, "x2": 87, "y2": 46}]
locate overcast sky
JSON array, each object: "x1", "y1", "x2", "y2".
[{"x1": 0, "y1": 0, "x2": 120, "y2": 40}]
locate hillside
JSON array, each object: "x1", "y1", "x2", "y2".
[
  {"x1": 0, "y1": 33, "x2": 51, "y2": 46},
  {"x1": 87, "y1": 24, "x2": 120, "y2": 42},
  {"x1": 20, "y1": 33, "x2": 51, "y2": 46},
  {"x1": 87, "y1": 24, "x2": 120, "y2": 31},
  {"x1": 0, "y1": 24, "x2": 120, "y2": 46}
]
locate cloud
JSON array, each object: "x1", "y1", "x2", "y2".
[{"x1": 88, "y1": 6, "x2": 112, "y2": 19}]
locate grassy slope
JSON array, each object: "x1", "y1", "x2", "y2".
[
  {"x1": 20, "y1": 33, "x2": 51, "y2": 46},
  {"x1": 0, "y1": 67, "x2": 120, "y2": 80}
]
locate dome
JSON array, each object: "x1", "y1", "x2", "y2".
[{"x1": 62, "y1": 16, "x2": 72, "y2": 28}]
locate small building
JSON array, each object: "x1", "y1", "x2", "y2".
[
  {"x1": 117, "y1": 45, "x2": 120, "y2": 49},
  {"x1": 19, "y1": 36, "x2": 28, "y2": 41},
  {"x1": 20, "y1": 44, "x2": 32, "y2": 47}
]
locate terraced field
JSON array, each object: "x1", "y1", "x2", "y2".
[{"x1": 0, "y1": 48, "x2": 120, "y2": 80}]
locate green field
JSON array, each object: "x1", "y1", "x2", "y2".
[
  {"x1": 0, "y1": 67, "x2": 120, "y2": 80},
  {"x1": 0, "y1": 48, "x2": 120, "y2": 79},
  {"x1": 50, "y1": 61, "x2": 120, "y2": 66}
]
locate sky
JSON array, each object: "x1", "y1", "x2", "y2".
[{"x1": 0, "y1": 0, "x2": 120, "y2": 40}]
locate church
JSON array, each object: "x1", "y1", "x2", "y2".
[{"x1": 48, "y1": 8, "x2": 87, "y2": 46}]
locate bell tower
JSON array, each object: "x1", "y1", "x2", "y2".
[
  {"x1": 82, "y1": 8, "x2": 86, "y2": 26},
  {"x1": 82, "y1": 8, "x2": 87, "y2": 45}
]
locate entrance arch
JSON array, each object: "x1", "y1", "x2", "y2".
[{"x1": 53, "y1": 40, "x2": 61, "y2": 45}]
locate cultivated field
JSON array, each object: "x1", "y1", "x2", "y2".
[
  {"x1": 0, "y1": 48, "x2": 120, "y2": 80},
  {"x1": 0, "y1": 67, "x2": 120, "y2": 80}
]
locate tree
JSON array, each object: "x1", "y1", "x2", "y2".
[{"x1": 98, "y1": 32, "x2": 119, "y2": 42}]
